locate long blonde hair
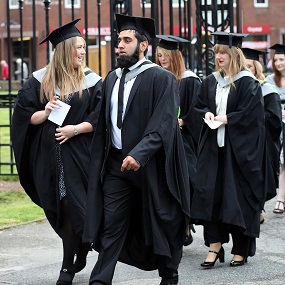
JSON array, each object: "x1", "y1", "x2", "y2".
[
  {"x1": 252, "y1": 60, "x2": 265, "y2": 83},
  {"x1": 155, "y1": 46, "x2": 186, "y2": 83},
  {"x1": 214, "y1": 44, "x2": 247, "y2": 85},
  {"x1": 40, "y1": 36, "x2": 86, "y2": 103}
]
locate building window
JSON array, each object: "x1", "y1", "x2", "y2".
[
  {"x1": 254, "y1": 0, "x2": 268, "y2": 7},
  {"x1": 65, "y1": 0, "x2": 81, "y2": 9},
  {"x1": 9, "y1": 0, "x2": 19, "y2": 9},
  {"x1": 141, "y1": 0, "x2": 184, "y2": 8}
]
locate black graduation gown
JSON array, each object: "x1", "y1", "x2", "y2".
[
  {"x1": 83, "y1": 64, "x2": 190, "y2": 270},
  {"x1": 12, "y1": 68, "x2": 102, "y2": 238},
  {"x1": 262, "y1": 82, "x2": 282, "y2": 201},
  {"x1": 191, "y1": 71, "x2": 268, "y2": 239},
  {"x1": 179, "y1": 71, "x2": 202, "y2": 191},
  {"x1": 266, "y1": 74, "x2": 285, "y2": 163}
]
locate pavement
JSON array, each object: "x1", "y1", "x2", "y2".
[{"x1": 0, "y1": 197, "x2": 285, "y2": 285}]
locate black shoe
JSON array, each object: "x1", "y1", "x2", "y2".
[
  {"x1": 183, "y1": 224, "x2": 196, "y2": 246},
  {"x1": 74, "y1": 242, "x2": 91, "y2": 273},
  {"x1": 159, "y1": 282, "x2": 178, "y2": 285},
  {"x1": 230, "y1": 257, "x2": 247, "y2": 267},
  {"x1": 200, "y1": 246, "x2": 225, "y2": 269},
  {"x1": 183, "y1": 233, "x2": 193, "y2": 246},
  {"x1": 56, "y1": 267, "x2": 75, "y2": 285}
]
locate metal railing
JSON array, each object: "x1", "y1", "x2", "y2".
[{"x1": 0, "y1": 0, "x2": 235, "y2": 175}]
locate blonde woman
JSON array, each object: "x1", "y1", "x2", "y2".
[
  {"x1": 191, "y1": 32, "x2": 267, "y2": 268},
  {"x1": 266, "y1": 44, "x2": 285, "y2": 214},
  {"x1": 156, "y1": 35, "x2": 202, "y2": 246},
  {"x1": 12, "y1": 19, "x2": 102, "y2": 285},
  {"x1": 243, "y1": 47, "x2": 282, "y2": 222}
]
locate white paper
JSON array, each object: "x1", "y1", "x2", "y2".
[
  {"x1": 203, "y1": 118, "x2": 223, "y2": 129},
  {"x1": 48, "y1": 100, "x2": 71, "y2": 126}
]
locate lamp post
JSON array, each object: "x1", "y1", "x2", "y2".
[
  {"x1": 97, "y1": 0, "x2": 101, "y2": 75},
  {"x1": 18, "y1": 0, "x2": 24, "y2": 85},
  {"x1": 110, "y1": 0, "x2": 131, "y2": 69},
  {"x1": 43, "y1": 0, "x2": 51, "y2": 64},
  {"x1": 195, "y1": 0, "x2": 234, "y2": 77}
]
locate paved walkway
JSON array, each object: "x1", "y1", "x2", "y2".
[{"x1": 0, "y1": 197, "x2": 285, "y2": 285}]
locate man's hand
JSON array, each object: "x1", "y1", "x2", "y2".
[{"x1": 121, "y1": 155, "x2": 141, "y2": 172}]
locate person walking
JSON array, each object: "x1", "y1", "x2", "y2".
[
  {"x1": 155, "y1": 35, "x2": 202, "y2": 246},
  {"x1": 266, "y1": 44, "x2": 285, "y2": 214},
  {"x1": 1, "y1": 59, "x2": 9, "y2": 80},
  {"x1": 242, "y1": 47, "x2": 282, "y2": 222},
  {"x1": 14, "y1": 58, "x2": 29, "y2": 81},
  {"x1": 83, "y1": 14, "x2": 190, "y2": 285},
  {"x1": 12, "y1": 19, "x2": 102, "y2": 285},
  {"x1": 191, "y1": 31, "x2": 268, "y2": 269}
]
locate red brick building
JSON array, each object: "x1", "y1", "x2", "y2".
[{"x1": 0, "y1": 0, "x2": 284, "y2": 78}]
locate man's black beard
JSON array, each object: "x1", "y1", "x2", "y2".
[{"x1": 116, "y1": 44, "x2": 140, "y2": 68}]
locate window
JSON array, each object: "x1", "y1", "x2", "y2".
[
  {"x1": 141, "y1": 0, "x2": 184, "y2": 8},
  {"x1": 65, "y1": 0, "x2": 80, "y2": 9},
  {"x1": 254, "y1": 0, "x2": 268, "y2": 7},
  {"x1": 9, "y1": 0, "x2": 19, "y2": 9}
]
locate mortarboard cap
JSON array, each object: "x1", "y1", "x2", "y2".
[
  {"x1": 211, "y1": 31, "x2": 248, "y2": 48},
  {"x1": 115, "y1": 13, "x2": 156, "y2": 41},
  {"x1": 269, "y1": 44, "x2": 285, "y2": 55},
  {"x1": 156, "y1": 35, "x2": 190, "y2": 51},
  {"x1": 39, "y1": 19, "x2": 82, "y2": 48},
  {"x1": 242, "y1": 48, "x2": 267, "y2": 61}
]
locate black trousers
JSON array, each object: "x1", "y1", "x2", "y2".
[
  {"x1": 203, "y1": 221, "x2": 251, "y2": 257},
  {"x1": 89, "y1": 147, "x2": 180, "y2": 285}
]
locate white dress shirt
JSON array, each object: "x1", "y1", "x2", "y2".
[
  {"x1": 111, "y1": 58, "x2": 147, "y2": 149},
  {"x1": 216, "y1": 79, "x2": 230, "y2": 147}
]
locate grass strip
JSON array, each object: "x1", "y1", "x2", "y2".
[{"x1": 0, "y1": 191, "x2": 45, "y2": 227}]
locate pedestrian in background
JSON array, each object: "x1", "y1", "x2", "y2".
[
  {"x1": 155, "y1": 35, "x2": 202, "y2": 246},
  {"x1": 14, "y1": 58, "x2": 29, "y2": 81},
  {"x1": 83, "y1": 13, "x2": 190, "y2": 285},
  {"x1": 12, "y1": 19, "x2": 102, "y2": 285},
  {"x1": 1, "y1": 59, "x2": 9, "y2": 80},
  {"x1": 191, "y1": 31, "x2": 268, "y2": 269},
  {"x1": 243, "y1": 47, "x2": 282, "y2": 223},
  {"x1": 266, "y1": 44, "x2": 285, "y2": 214}
]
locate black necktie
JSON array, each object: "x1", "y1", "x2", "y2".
[{"x1": 117, "y1": 68, "x2": 129, "y2": 129}]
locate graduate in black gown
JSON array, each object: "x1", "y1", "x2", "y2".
[
  {"x1": 242, "y1": 47, "x2": 282, "y2": 223},
  {"x1": 266, "y1": 44, "x2": 285, "y2": 214},
  {"x1": 155, "y1": 35, "x2": 202, "y2": 246},
  {"x1": 12, "y1": 19, "x2": 102, "y2": 285},
  {"x1": 83, "y1": 14, "x2": 190, "y2": 285},
  {"x1": 191, "y1": 31, "x2": 269, "y2": 268}
]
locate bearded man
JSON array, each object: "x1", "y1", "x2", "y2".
[{"x1": 83, "y1": 14, "x2": 190, "y2": 285}]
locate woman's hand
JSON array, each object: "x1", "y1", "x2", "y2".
[
  {"x1": 282, "y1": 110, "x2": 285, "y2": 118},
  {"x1": 55, "y1": 125, "x2": 74, "y2": 144},
  {"x1": 178, "y1": 118, "x2": 184, "y2": 128},
  {"x1": 30, "y1": 96, "x2": 60, "y2": 125},
  {"x1": 45, "y1": 96, "x2": 60, "y2": 117},
  {"x1": 215, "y1": 114, "x2": 227, "y2": 124},
  {"x1": 205, "y1": 112, "x2": 215, "y2": 122}
]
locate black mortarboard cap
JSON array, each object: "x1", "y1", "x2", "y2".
[
  {"x1": 115, "y1": 13, "x2": 156, "y2": 41},
  {"x1": 156, "y1": 35, "x2": 190, "y2": 51},
  {"x1": 242, "y1": 48, "x2": 267, "y2": 61},
  {"x1": 39, "y1": 19, "x2": 82, "y2": 48},
  {"x1": 211, "y1": 31, "x2": 248, "y2": 48},
  {"x1": 269, "y1": 44, "x2": 285, "y2": 55}
]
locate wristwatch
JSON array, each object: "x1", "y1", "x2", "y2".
[{"x1": 73, "y1": 125, "x2": 79, "y2": 136}]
